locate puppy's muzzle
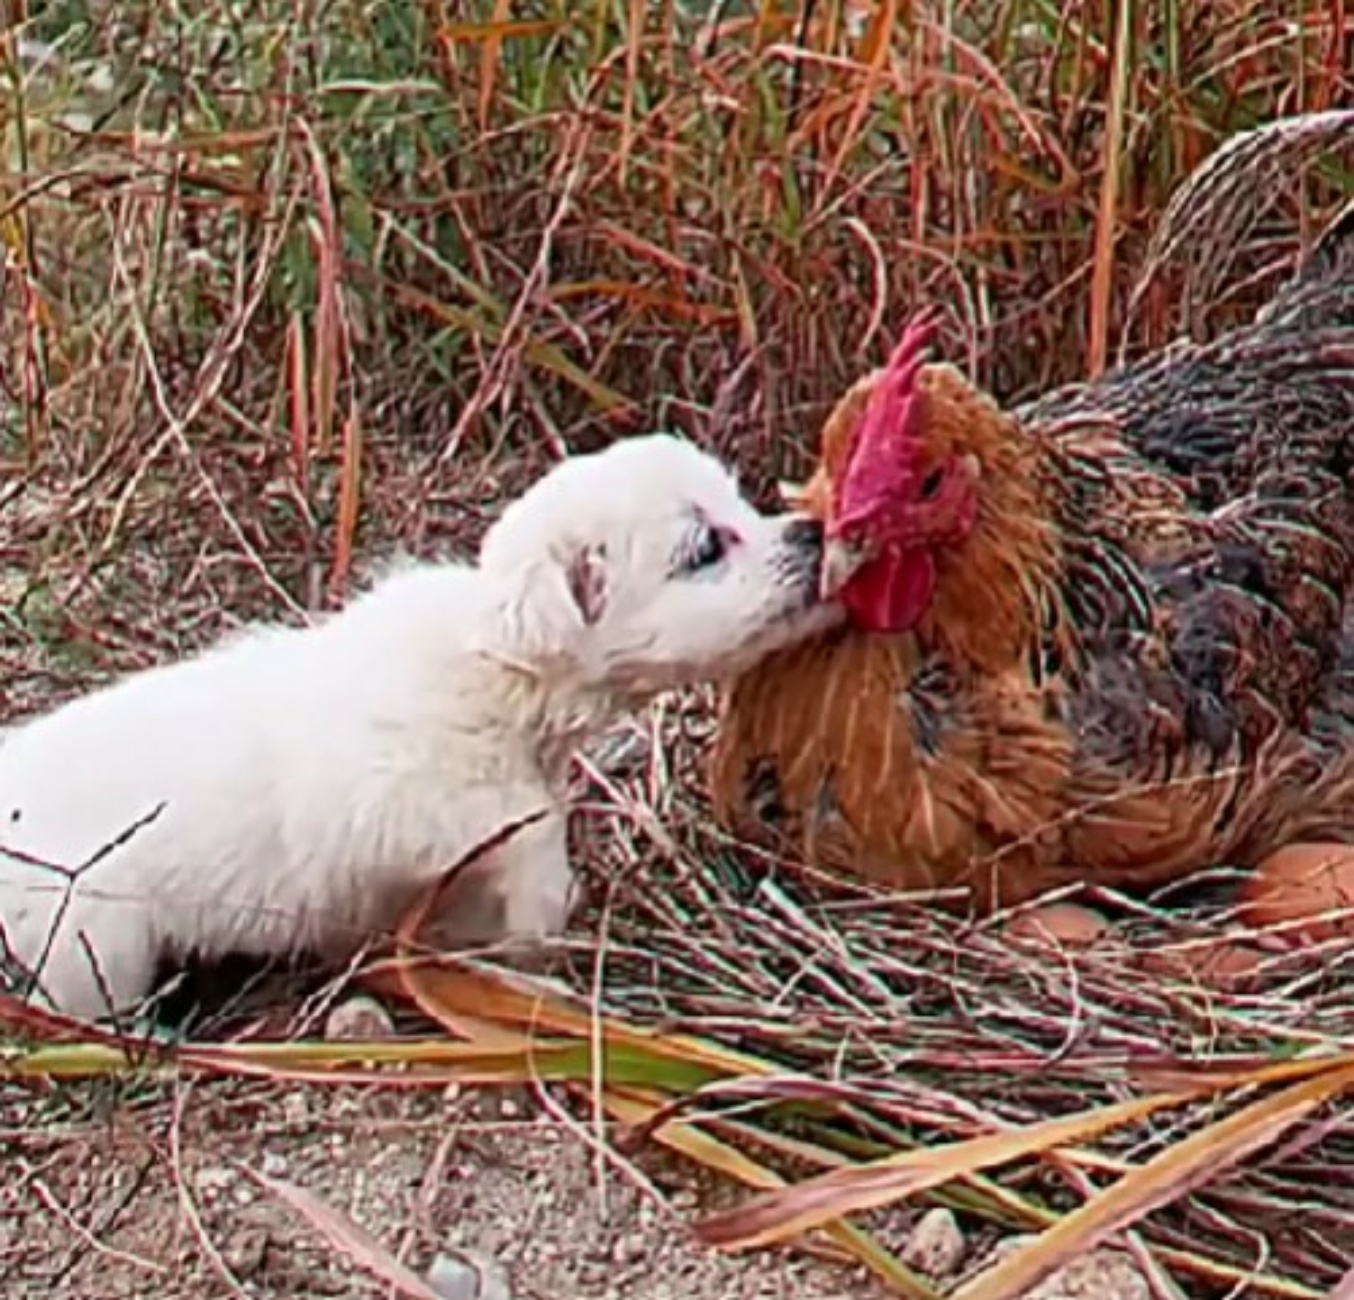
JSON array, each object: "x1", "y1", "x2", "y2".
[
  {"x1": 777, "y1": 517, "x2": 827, "y2": 595},
  {"x1": 782, "y1": 517, "x2": 825, "y2": 559}
]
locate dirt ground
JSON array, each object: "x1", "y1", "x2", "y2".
[{"x1": 1, "y1": 1077, "x2": 901, "y2": 1300}]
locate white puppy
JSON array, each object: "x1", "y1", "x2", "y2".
[{"x1": 0, "y1": 434, "x2": 836, "y2": 1021}]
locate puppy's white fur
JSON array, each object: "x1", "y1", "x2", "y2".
[{"x1": 0, "y1": 434, "x2": 834, "y2": 1020}]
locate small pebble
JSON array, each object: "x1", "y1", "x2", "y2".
[
  {"x1": 323, "y1": 994, "x2": 395, "y2": 1041},
  {"x1": 427, "y1": 1249, "x2": 513, "y2": 1300},
  {"x1": 218, "y1": 1227, "x2": 270, "y2": 1278},
  {"x1": 970, "y1": 1237, "x2": 1150, "y2": 1300},
  {"x1": 195, "y1": 1166, "x2": 232, "y2": 1197},
  {"x1": 611, "y1": 1231, "x2": 647, "y2": 1265},
  {"x1": 900, "y1": 1207, "x2": 966, "y2": 1278}
]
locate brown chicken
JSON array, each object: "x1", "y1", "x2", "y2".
[{"x1": 710, "y1": 208, "x2": 1354, "y2": 912}]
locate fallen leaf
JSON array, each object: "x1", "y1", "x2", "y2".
[{"x1": 245, "y1": 1169, "x2": 443, "y2": 1300}]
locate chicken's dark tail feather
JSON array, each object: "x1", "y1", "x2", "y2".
[
  {"x1": 1302, "y1": 195, "x2": 1354, "y2": 282},
  {"x1": 1255, "y1": 195, "x2": 1354, "y2": 331}
]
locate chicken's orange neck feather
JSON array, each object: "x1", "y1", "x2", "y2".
[{"x1": 911, "y1": 365, "x2": 1066, "y2": 675}]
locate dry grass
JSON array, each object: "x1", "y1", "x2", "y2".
[
  {"x1": 5, "y1": 3, "x2": 1354, "y2": 1298},
  {"x1": 6, "y1": 0, "x2": 1354, "y2": 648}
]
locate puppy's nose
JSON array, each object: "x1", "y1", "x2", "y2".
[{"x1": 782, "y1": 517, "x2": 824, "y2": 555}]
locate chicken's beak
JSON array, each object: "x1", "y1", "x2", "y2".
[{"x1": 820, "y1": 536, "x2": 869, "y2": 601}]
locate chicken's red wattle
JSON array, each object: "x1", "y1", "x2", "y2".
[{"x1": 842, "y1": 549, "x2": 935, "y2": 634}]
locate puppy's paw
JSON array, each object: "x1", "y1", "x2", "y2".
[{"x1": 499, "y1": 870, "x2": 577, "y2": 943}]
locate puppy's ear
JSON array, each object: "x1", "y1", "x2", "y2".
[
  {"x1": 493, "y1": 544, "x2": 608, "y2": 666},
  {"x1": 563, "y1": 544, "x2": 607, "y2": 626}
]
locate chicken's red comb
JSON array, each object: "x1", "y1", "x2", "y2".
[{"x1": 832, "y1": 313, "x2": 939, "y2": 522}]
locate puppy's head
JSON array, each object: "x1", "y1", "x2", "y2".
[{"x1": 478, "y1": 435, "x2": 839, "y2": 698}]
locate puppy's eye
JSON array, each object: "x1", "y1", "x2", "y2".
[{"x1": 685, "y1": 527, "x2": 728, "y2": 573}]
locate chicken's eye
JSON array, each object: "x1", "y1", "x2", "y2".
[{"x1": 918, "y1": 466, "x2": 946, "y2": 501}]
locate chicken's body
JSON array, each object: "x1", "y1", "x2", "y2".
[{"x1": 711, "y1": 208, "x2": 1354, "y2": 912}]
